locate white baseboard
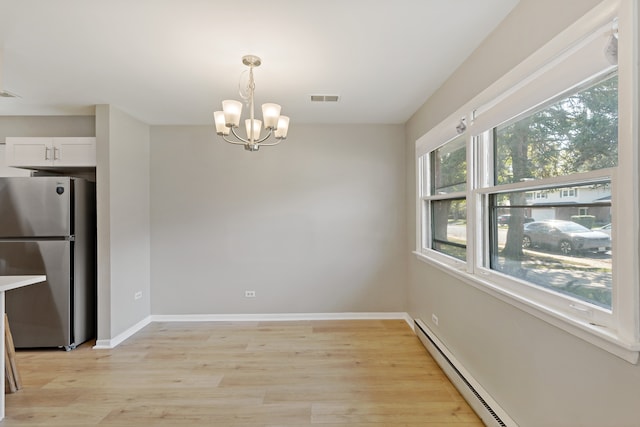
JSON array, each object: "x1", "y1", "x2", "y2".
[
  {"x1": 152, "y1": 311, "x2": 412, "y2": 324},
  {"x1": 94, "y1": 312, "x2": 413, "y2": 349},
  {"x1": 93, "y1": 316, "x2": 152, "y2": 349}
]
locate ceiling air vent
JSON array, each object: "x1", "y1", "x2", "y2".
[{"x1": 310, "y1": 94, "x2": 340, "y2": 102}]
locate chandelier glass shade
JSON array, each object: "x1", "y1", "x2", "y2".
[{"x1": 214, "y1": 55, "x2": 290, "y2": 151}]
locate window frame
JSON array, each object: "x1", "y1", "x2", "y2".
[
  {"x1": 414, "y1": 0, "x2": 640, "y2": 363},
  {"x1": 418, "y1": 132, "x2": 470, "y2": 267},
  {"x1": 476, "y1": 169, "x2": 614, "y2": 328}
]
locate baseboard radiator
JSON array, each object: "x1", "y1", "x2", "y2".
[{"x1": 414, "y1": 319, "x2": 518, "y2": 427}]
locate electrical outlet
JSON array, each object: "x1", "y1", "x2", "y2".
[
  {"x1": 431, "y1": 313, "x2": 439, "y2": 326},
  {"x1": 134, "y1": 291, "x2": 142, "y2": 300},
  {"x1": 244, "y1": 290, "x2": 256, "y2": 298}
]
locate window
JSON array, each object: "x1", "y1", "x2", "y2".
[
  {"x1": 489, "y1": 182, "x2": 612, "y2": 309},
  {"x1": 419, "y1": 134, "x2": 467, "y2": 262},
  {"x1": 415, "y1": 2, "x2": 639, "y2": 363},
  {"x1": 489, "y1": 74, "x2": 616, "y2": 310},
  {"x1": 432, "y1": 198, "x2": 467, "y2": 260},
  {"x1": 533, "y1": 191, "x2": 548, "y2": 199}
]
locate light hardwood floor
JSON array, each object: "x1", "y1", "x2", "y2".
[{"x1": 4, "y1": 320, "x2": 483, "y2": 426}]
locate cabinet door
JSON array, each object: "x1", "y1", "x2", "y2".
[
  {"x1": 5, "y1": 137, "x2": 53, "y2": 167},
  {"x1": 52, "y1": 137, "x2": 96, "y2": 166},
  {"x1": 0, "y1": 145, "x2": 32, "y2": 176}
]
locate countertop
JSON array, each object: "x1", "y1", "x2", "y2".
[{"x1": 0, "y1": 275, "x2": 46, "y2": 292}]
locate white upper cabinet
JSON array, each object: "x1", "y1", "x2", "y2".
[{"x1": 5, "y1": 137, "x2": 96, "y2": 167}]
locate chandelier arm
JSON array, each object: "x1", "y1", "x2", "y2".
[
  {"x1": 229, "y1": 126, "x2": 249, "y2": 144},
  {"x1": 221, "y1": 134, "x2": 248, "y2": 146},
  {"x1": 227, "y1": 126, "x2": 274, "y2": 145},
  {"x1": 224, "y1": 128, "x2": 250, "y2": 145},
  {"x1": 252, "y1": 128, "x2": 274, "y2": 144},
  {"x1": 255, "y1": 139, "x2": 283, "y2": 147}
]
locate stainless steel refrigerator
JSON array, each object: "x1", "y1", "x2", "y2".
[{"x1": 0, "y1": 176, "x2": 96, "y2": 350}]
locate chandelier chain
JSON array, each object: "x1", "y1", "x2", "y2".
[{"x1": 238, "y1": 68, "x2": 255, "y2": 103}]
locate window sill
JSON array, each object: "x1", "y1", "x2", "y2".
[{"x1": 413, "y1": 250, "x2": 640, "y2": 364}]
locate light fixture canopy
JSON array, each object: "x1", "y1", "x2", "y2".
[{"x1": 214, "y1": 55, "x2": 290, "y2": 152}]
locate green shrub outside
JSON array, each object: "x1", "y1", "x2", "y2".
[{"x1": 571, "y1": 215, "x2": 596, "y2": 229}]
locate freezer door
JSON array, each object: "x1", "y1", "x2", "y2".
[
  {"x1": 0, "y1": 240, "x2": 72, "y2": 348},
  {"x1": 0, "y1": 177, "x2": 72, "y2": 237}
]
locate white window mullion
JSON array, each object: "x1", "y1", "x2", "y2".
[
  {"x1": 415, "y1": 153, "x2": 423, "y2": 253},
  {"x1": 611, "y1": 0, "x2": 639, "y2": 344},
  {"x1": 465, "y1": 123, "x2": 475, "y2": 273},
  {"x1": 471, "y1": 130, "x2": 493, "y2": 273}
]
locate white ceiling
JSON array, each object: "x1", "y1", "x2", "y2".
[{"x1": 0, "y1": 0, "x2": 519, "y2": 126}]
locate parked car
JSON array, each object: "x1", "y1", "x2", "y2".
[
  {"x1": 498, "y1": 214, "x2": 535, "y2": 226},
  {"x1": 597, "y1": 223, "x2": 612, "y2": 236},
  {"x1": 522, "y1": 220, "x2": 611, "y2": 255}
]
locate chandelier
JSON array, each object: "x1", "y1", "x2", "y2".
[{"x1": 214, "y1": 55, "x2": 290, "y2": 152}]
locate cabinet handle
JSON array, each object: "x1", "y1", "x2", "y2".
[
  {"x1": 45, "y1": 147, "x2": 51, "y2": 160},
  {"x1": 53, "y1": 147, "x2": 60, "y2": 160}
]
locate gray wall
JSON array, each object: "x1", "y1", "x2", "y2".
[
  {"x1": 0, "y1": 116, "x2": 95, "y2": 139},
  {"x1": 150, "y1": 124, "x2": 407, "y2": 314},
  {"x1": 96, "y1": 105, "x2": 151, "y2": 340},
  {"x1": 405, "y1": 0, "x2": 640, "y2": 426}
]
